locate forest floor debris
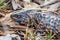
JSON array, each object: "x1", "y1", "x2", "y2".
[{"x1": 0, "y1": 0, "x2": 60, "y2": 40}]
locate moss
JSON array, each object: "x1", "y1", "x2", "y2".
[
  {"x1": 0, "y1": 0, "x2": 5, "y2": 6},
  {"x1": 1, "y1": 5, "x2": 7, "y2": 10}
]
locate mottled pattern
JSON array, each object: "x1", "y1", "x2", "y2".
[
  {"x1": 10, "y1": 10, "x2": 60, "y2": 31},
  {"x1": 35, "y1": 12, "x2": 60, "y2": 31}
]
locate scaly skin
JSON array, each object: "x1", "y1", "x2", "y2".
[{"x1": 10, "y1": 10, "x2": 60, "y2": 31}]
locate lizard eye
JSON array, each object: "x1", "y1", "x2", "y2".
[{"x1": 11, "y1": 14, "x2": 18, "y2": 19}]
